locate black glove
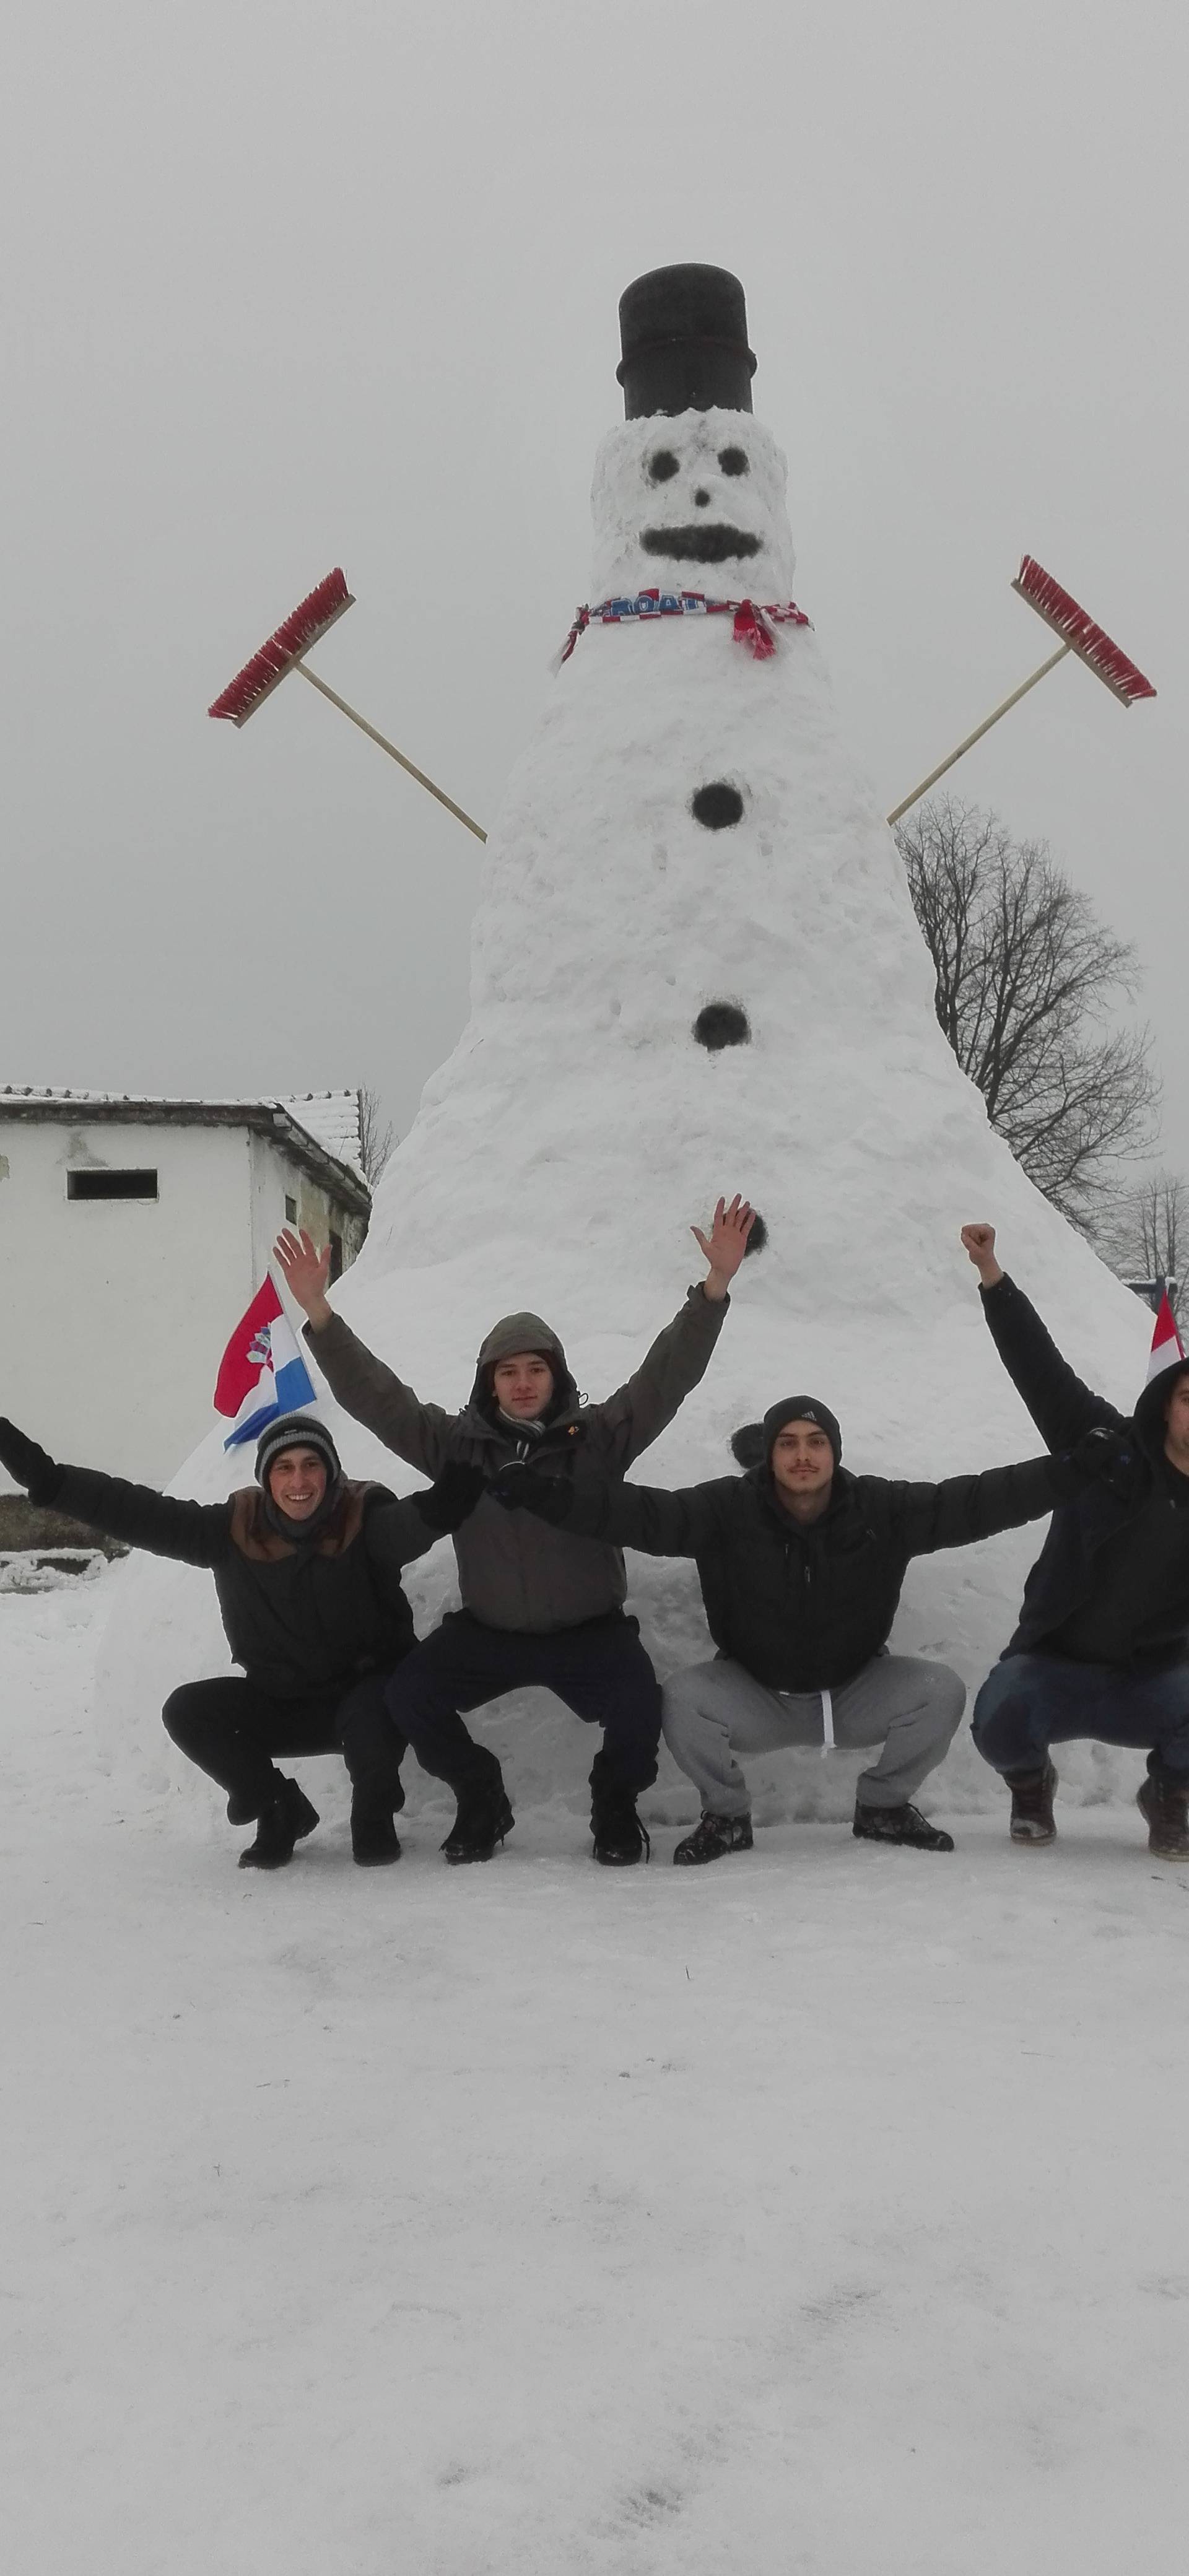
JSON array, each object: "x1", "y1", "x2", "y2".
[
  {"x1": 0, "y1": 1417, "x2": 63, "y2": 1506},
  {"x1": 1049, "y1": 1423, "x2": 1133, "y2": 1501},
  {"x1": 414, "y1": 1460, "x2": 489, "y2": 1534},
  {"x1": 490, "y1": 1461, "x2": 573, "y2": 1525}
]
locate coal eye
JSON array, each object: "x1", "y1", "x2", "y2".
[
  {"x1": 692, "y1": 783, "x2": 744, "y2": 830},
  {"x1": 718, "y1": 447, "x2": 749, "y2": 476},
  {"x1": 648, "y1": 450, "x2": 680, "y2": 483},
  {"x1": 694, "y1": 1003, "x2": 751, "y2": 1050}
]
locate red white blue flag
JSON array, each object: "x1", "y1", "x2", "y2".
[{"x1": 214, "y1": 1276, "x2": 317, "y2": 1449}]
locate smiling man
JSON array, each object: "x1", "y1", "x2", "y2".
[
  {"x1": 0, "y1": 1409, "x2": 482, "y2": 1869},
  {"x1": 492, "y1": 1395, "x2": 1117, "y2": 1863},
  {"x1": 963, "y1": 1224, "x2": 1189, "y2": 1860}
]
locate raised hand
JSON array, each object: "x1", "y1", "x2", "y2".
[
  {"x1": 692, "y1": 1194, "x2": 756, "y2": 1300},
  {"x1": 273, "y1": 1228, "x2": 333, "y2": 1328},
  {"x1": 960, "y1": 1224, "x2": 1003, "y2": 1289}
]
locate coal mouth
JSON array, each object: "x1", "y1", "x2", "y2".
[{"x1": 641, "y1": 524, "x2": 761, "y2": 565}]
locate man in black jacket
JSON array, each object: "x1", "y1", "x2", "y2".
[
  {"x1": 0, "y1": 1411, "x2": 481, "y2": 1869},
  {"x1": 962, "y1": 1223, "x2": 1189, "y2": 1860},
  {"x1": 493, "y1": 1397, "x2": 1104, "y2": 1861}
]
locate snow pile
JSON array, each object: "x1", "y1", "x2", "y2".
[
  {"x1": 0, "y1": 1549, "x2": 107, "y2": 1596},
  {"x1": 98, "y1": 402, "x2": 1149, "y2": 1821}
]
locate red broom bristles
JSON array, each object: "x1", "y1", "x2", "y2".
[
  {"x1": 208, "y1": 569, "x2": 355, "y2": 724},
  {"x1": 1012, "y1": 556, "x2": 1156, "y2": 707}
]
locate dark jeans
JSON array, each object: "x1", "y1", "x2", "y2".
[
  {"x1": 972, "y1": 1651, "x2": 1189, "y2": 1784},
  {"x1": 347, "y1": 1608, "x2": 663, "y2": 1804},
  {"x1": 162, "y1": 1673, "x2": 406, "y2": 1824}
]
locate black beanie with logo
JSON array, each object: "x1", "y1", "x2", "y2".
[{"x1": 731, "y1": 1397, "x2": 843, "y2": 1472}]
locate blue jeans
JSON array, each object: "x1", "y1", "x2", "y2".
[{"x1": 972, "y1": 1652, "x2": 1189, "y2": 1783}]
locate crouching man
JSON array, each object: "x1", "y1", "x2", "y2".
[
  {"x1": 963, "y1": 1223, "x2": 1189, "y2": 1860},
  {"x1": 276, "y1": 1199, "x2": 754, "y2": 1866},
  {"x1": 494, "y1": 1396, "x2": 1112, "y2": 1862},
  {"x1": 0, "y1": 1411, "x2": 481, "y2": 1869}
]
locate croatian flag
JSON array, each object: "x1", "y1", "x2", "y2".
[
  {"x1": 1146, "y1": 1292, "x2": 1186, "y2": 1385},
  {"x1": 214, "y1": 1276, "x2": 318, "y2": 1448}
]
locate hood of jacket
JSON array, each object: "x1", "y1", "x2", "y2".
[
  {"x1": 465, "y1": 1311, "x2": 581, "y2": 1435},
  {"x1": 1131, "y1": 1359, "x2": 1189, "y2": 1467}
]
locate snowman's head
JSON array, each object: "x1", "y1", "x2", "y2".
[{"x1": 590, "y1": 408, "x2": 795, "y2": 603}]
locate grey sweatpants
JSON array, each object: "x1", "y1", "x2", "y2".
[{"x1": 661, "y1": 1653, "x2": 966, "y2": 1818}]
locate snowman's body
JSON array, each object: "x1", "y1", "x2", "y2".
[{"x1": 98, "y1": 399, "x2": 1149, "y2": 1827}]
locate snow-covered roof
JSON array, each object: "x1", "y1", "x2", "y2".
[
  {"x1": 279, "y1": 1091, "x2": 364, "y2": 1175},
  {"x1": 0, "y1": 1087, "x2": 370, "y2": 1211}
]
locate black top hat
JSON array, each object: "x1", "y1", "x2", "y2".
[{"x1": 617, "y1": 264, "x2": 756, "y2": 419}]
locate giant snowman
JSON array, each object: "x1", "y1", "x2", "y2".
[{"x1": 99, "y1": 266, "x2": 1150, "y2": 1831}]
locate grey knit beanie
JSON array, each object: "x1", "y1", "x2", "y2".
[{"x1": 255, "y1": 1412, "x2": 342, "y2": 1492}]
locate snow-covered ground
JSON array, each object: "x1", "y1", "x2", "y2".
[{"x1": 6, "y1": 1575, "x2": 1188, "y2": 2576}]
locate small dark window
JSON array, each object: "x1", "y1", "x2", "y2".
[
  {"x1": 328, "y1": 1230, "x2": 344, "y2": 1284},
  {"x1": 648, "y1": 449, "x2": 680, "y2": 482},
  {"x1": 718, "y1": 446, "x2": 749, "y2": 476},
  {"x1": 68, "y1": 1169, "x2": 158, "y2": 1201},
  {"x1": 285, "y1": 1194, "x2": 297, "y2": 1224}
]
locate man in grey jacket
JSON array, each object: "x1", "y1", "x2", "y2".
[{"x1": 276, "y1": 1198, "x2": 753, "y2": 1866}]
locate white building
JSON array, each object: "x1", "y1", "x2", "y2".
[{"x1": 0, "y1": 1090, "x2": 371, "y2": 1485}]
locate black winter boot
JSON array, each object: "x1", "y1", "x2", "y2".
[
  {"x1": 442, "y1": 1782, "x2": 515, "y2": 1865},
  {"x1": 351, "y1": 1795, "x2": 402, "y2": 1867},
  {"x1": 1137, "y1": 1772, "x2": 1189, "y2": 1861},
  {"x1": 1008, "y1": 1760, "x2": 1058, "y2": 1846},
  {"x1": 673, "y1": 1812, "x2": 754, "y2": 1867},
  {"x1": 238, "y1": 1777, "x2": 320, "y2": 1870},
  {"x1": 590, "y1": 1788, "x2": 651, "y2": 1866},
  {"x1": 853, "y1": 1800, "x2": 954, "y2": 1853}
]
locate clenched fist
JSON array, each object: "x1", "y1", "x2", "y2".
[{"x1": 960, "y1": 1224, "x2": 1003, "y2": 1289}]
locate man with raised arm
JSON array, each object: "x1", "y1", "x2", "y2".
[
  {"x1": 0, "y1": 1410, "x2": 483, "y2": 1870},
  {"x1": 276, "y1": 1198, "x2": 754, "y2": 1866},
  {"x1": 490, "y1": 1396, "x2": 1117, "y2": 1863},
  {"x1": 962, "y1": 1222, "x2": 1189, "y2": 1860}
]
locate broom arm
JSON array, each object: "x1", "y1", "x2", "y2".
[
  {"x1": 886, "y1": 642, "x2": 1071, "y2": 827},
  {"x1": 292, "y1": 660, "x2": 487, "y2": 843}
]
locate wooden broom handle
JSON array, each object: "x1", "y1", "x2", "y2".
[
  {"x1": 293, "y1": 661, "x2": 488, "y2": 843},
  {"x1": 886, "y1": 642, "x2": 1071, "y2": 827}
]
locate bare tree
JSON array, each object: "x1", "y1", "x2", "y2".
[
  {"x1": 897, "y1": 798, "x2": 1158, "y2": 1225},
  {"x1": 1099, "y1": 1170, "x2": 1185, "y2": 1318},
  {"x1": 357, "y1": 1086, "x2": 395, "y2": 1189}
]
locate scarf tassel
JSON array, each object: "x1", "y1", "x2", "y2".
[{"x1": 732, "y1": 599, "x2": 777, "y2": 659}]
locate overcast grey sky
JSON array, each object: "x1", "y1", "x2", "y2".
[{"x1": 4, "y1": 1, "x2": 1185, "y2": 1179}]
